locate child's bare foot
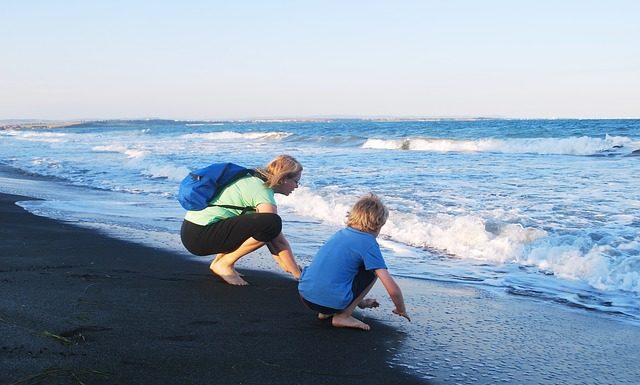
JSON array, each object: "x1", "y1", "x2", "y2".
[
  {"x1": 332, "y1": 315, "x2": 371, "y2": 331},
  {"x1": 317, "y1": 313, "x2": 333, "y2": 320},
  {"x1": 357, "y1": 298, "x2": 380, "y2": 309},
  {"x1": 210, "y1": 261, "x2": 248, "y2": 286}
]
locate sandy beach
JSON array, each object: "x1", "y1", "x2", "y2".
[
  {"x1": 0, "y1": 193, "x2": 425, "y2": 385},
  {"x1": 2, "y1": 168, "x2": 640, "y2": 384}
]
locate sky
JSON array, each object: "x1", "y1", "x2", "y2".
[{"x1": 1, "y1": 0, "x2": 639, "y2": 120}]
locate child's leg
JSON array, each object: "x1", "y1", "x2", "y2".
[
  {"x1": 332, "y1": 272, "x2": 377, "y2": 331},
  {"x1": 317, "y1": 313, "x2": 332, "y2": 320},
  {"x1": 299, "y1": 295, "x2": 338, "y2": 320}
]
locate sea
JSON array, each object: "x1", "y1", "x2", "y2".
[{"x1": 1, "y1": 118, "x2": 639, "y2": 328}]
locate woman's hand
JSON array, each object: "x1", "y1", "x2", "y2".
[{"x1": 290, "y1": 264, "x2": 302, "y2": 280}]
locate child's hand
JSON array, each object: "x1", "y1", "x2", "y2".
[
  {"x1": 357, "y1": 298, "x2": 379, "y2": 309},
  {"x1": 392, "y1": 308, "x2": 411, "y2": 322}
]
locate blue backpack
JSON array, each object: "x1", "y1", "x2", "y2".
[{"x1": 178, "y1": 162, "x2": 256, "y2": 211}]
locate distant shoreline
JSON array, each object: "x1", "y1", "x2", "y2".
[
  {"x1": 0, "y1": 120, "x2": 85, "y2": 130},
  {"x1": 3, "y1": 116, "x2": 639, "y2": 130}
]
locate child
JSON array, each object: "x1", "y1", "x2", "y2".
[{"x1": 298, "y1": 194, "x2": 410, "y2": 331}]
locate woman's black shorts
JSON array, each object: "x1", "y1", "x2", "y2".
[{"x1": 180, "y1": 213, "x2": 282, "y2": 256}]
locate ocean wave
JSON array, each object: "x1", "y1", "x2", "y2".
[
  {"x1": 279, "y1": 187, "x2": 640, "y2": 297},
  {"x1": 0, "y1": 130, "x2": 68, "y2": 143},
  {"x1": 184, "y1": 123, "x2": 225, "y2": 126},
  {"x1": 93, "y1": 144, "x2": 147, "y2": 159},
  {"x1": 362, "y1": 135, "x2": 639, "y2": 156},
  {"x1": 139, "y1": 163, "x2": 190, "y2": 182},
  {"x1": 91, "y1": 144, "x2": 189, "y2": 182},
  {"x1": 180, "y1": 131, "x2": 291, "y2": 141}
]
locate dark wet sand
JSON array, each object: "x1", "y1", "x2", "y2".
[
  {"x1": 0, "y1": 193, "x2": 425, "y2": 385},
  {"x1": 4, "y1": 170, "x2": 640, "y2": 385}
]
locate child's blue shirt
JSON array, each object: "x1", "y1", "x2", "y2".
[{"x1": 298, "y1": 227, "x2": 387, "y2": 309}]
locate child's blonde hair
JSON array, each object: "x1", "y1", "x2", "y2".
[
  {"x1": 346, "y1": 193, "x2": 389, "y2": 234},
  {"x1": 256, "y1": 154, "x2": 303, "y2": 188}
]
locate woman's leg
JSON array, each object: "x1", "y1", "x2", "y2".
[
  {"x1": 210, "y1": 237, "x2": 265, "y2": 285},
  {"x1": 181, "y1": 214, "x2": 282, "y2": 285}
]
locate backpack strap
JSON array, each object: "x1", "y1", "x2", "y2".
[
  {"x1": 204, "y1": 168, "x2": 257, "y2": 214},
  {"x1": 209, "y1": 203, "x2": 256, "y2": 215}
]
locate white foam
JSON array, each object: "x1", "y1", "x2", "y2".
[
  {"x1": 139, "y1": 163, "x2": 190, "y2": 182},
  {"x1": 93, "y1": 144, "x2": 147, "y2": 159},
  {"x1": 362, "y1": 138, "x2": 410, "y2": 150},
  {"x1": 279, "y1": 187, "x2": 546, "y2": 262},
  {"x1": 91, "y1": 143, "x2": 188, "y2": 182},
  {"x1": 180, "y1": 131, "x2": 291, "y2": 141},
  {"x1": 383, "y1": 212, "x2": 546, "y2": 262},
  {"x1": 278, "y1": 186, "x2": 640, "y2": 296},
  {"x1": 0, "y1": 130, "x2": 68, "y2": 143},
  {"x1": 30, "y1": 157, "x2": 61, "y2": 169},
  {"x1": 362, "y1": 135, "x2": 639, "y2": 156},
  {"x1": 277, "y1": 186, "x2": 351, "y2": 226}
]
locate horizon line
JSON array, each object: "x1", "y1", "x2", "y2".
[{"x1": 2, "y1": 114, "x2": 640, "y2": 126}]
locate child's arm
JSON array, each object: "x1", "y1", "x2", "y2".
[{"x1": 375, "y1": 268, "x2": 411, "y2": 322}]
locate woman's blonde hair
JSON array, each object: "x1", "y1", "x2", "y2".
[
  {"x1": 256, "y1": 154, "x2": 303, "y2": 188},
  {"x1": 346, "y1": 193, "x2": 389, "y2": 234}
]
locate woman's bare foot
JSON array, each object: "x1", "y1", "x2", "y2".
[
  {"x1": 210, "y1": 260, "x2": 248, "y2": 286},
  {"x1": 214, "y1": 254, "x2": 245, "y2": 276},
  {"x1": 332, "y1": 315, "x2": 371, "y2": 331},
  {"x1": 317, "y1": 313, "x2": 333, "y2": 320},
  {"x1": 357, "y1": 298, "x2": 380, "y2": 309}
]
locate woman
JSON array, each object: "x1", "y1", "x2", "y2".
[{"x1": 180, "y1": 154, "x2": 303, "y2": 285}]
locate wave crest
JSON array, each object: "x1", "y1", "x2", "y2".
[
  {"x1": 279, "y1": 187, "x2": 640, "y2": 297},
  {"x1": 362, "y1": 135, "x2": 639, "y2": 156},
  {"x1": 180, "y1": 131, "x2": 291, "y2": 141},
  {"x1": 0, "y1": 130, "x2": 68, "y2": 143}
]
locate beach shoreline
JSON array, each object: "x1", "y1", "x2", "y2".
[
  {"x1": 0, "y1": 192, "x2": 426, "y2": 385},
  {"x1": 2, "y1": 165, "x2": 640, "y2": 384}
]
